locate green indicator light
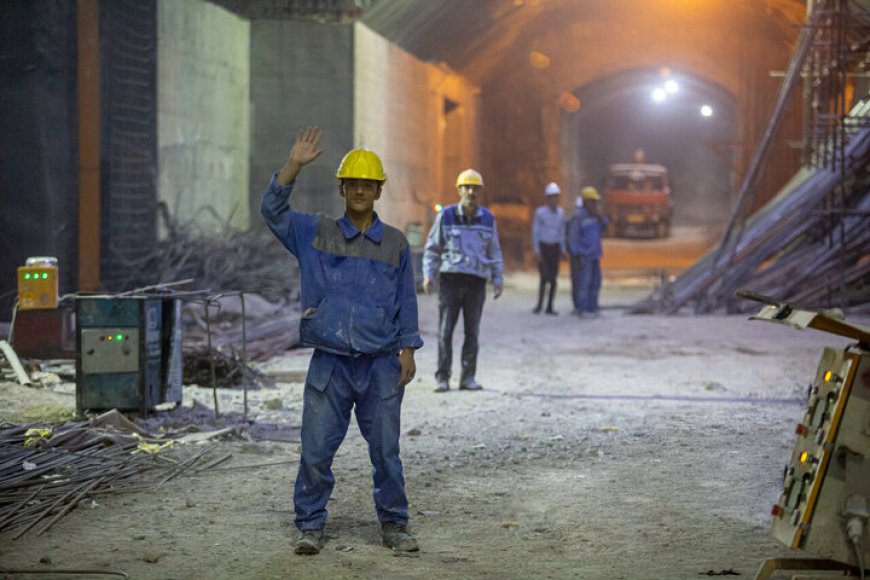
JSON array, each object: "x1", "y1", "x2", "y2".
[
  {"x1": 24, "y1": 273, "x2": 31, "y2": 280},
  {"x1": 116, "y1": 334, "x2": 123, "y2": 341},
  {"x1": 42, "y1": 273, "x2": 49, "y2": 279}
]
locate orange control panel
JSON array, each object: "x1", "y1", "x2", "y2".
[{"x1": 17, "y1": 265, "x2": 59, "y2": 309}]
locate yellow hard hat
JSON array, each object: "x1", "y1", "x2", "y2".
[
  {"x1": 336, "y1": 149, "x2": 386, "y2": 182},
  {"x1": 456, "y1": 169, "x2": 484, "y2": 188},
  {"x1": 581, "y1": 186, "x2": 601, "y2": 201}
]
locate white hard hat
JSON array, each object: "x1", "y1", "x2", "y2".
[{"x1": 544, "y1": 182, "x2": 561, "y2": 196}]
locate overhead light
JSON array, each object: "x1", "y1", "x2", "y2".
[
  {"x1": 652, "y1": 88, "x2": 667, "y2": 103},
  {"x1": 560, "y1": 92, "x2": 581, "y2": 112},
  {"x1": 664, "y1": 80, "x2": 679, "y2": 94},
  {"x1": 700, "y1": 104, "x2": 714, "y2": 117},
  {"x1": 528, "y1": 50, "x2": 550, "y2": 70}
]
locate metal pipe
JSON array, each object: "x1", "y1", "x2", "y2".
[
  {"x1": 240, "y1": 292, "x2": 248, "y2": 420},
  {"x1": 205, "y1": 300, "x2": 219, "y2": 418}
]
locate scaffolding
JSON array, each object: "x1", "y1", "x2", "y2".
[{"x1": 804, "y1": 0, "x2": 870, "y2": 310}]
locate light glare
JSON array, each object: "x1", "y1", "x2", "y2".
[
  {"x1": 700, "y1": 105, "x2": 714, "y2": 117},
  {"x1": 652, "y1": 88, "x2": 667, "y2": 103},
  {"x1": 560, "y1": 92, "x2": 581, "y2": 112},
  {"x1": 664, "y1": 80, "x2": 679, "y2": 94},
  {"x1": 528, "y1": 50, "x2": 551, "y2": 70}
]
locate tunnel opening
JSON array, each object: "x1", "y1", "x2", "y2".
[{"x1": 563, "y1": 68, "x2": 737, "y2": 234}]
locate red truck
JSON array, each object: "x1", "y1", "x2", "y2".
[{"x1": 604, "y1": 162, "x2": 673, "y2": 238}]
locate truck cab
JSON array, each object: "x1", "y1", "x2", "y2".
[{"x1": 604, "y1": 163, "x2": 673, "y2": 238}]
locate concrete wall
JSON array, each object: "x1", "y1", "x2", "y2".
[
  {"x1": 249, "y1": 21, "x2": 354, "y2": 220},
  {"x1": 354, "y1": 23, "x2": 479, "y2": 237},
  {"x1": 158, "y1": 0, "x2": 250, "y2": 233}
]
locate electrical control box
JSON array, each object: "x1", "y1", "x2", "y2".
[
  {"x1": 751, "y1": 301, "x2": 870, "y2": 568},
  {"x1": 17, "y1": 257, "x2": 59, "y2": 310},
  {"x1": 76, "y1": 296, "x2": 182, "y2": 416}
]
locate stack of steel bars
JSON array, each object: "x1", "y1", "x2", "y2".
[
  {"x1": 0, "y1": 421, "x2": 220, "y2": 539},
  {"x1": 632, "y1": 123, "x2": 870, "y2": 315}
]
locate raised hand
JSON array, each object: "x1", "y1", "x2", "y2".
[
  {"x1": 289, "y1": 127, "x2": 324, "y2": 167},
  {"x1": 277, "y1": 126, "x2": 324, "y2": 185}
]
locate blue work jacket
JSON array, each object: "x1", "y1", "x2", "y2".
[
  {"x1": 261, "y1": 175, "x2": 423, "y2": 357},
  {"x1": 566, "y1": 208, "x2": 608, "y2": 259},
  {"x1": 422, "y1": 203, "x2": 504, "y2": 286}
]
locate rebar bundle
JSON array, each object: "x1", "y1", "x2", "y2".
[{"x1": 0, "y1": 421, "x2": 220, "y2": 539}]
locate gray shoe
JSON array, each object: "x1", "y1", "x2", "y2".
[
  {"x1": 294, "y1": 529, "x2": 324, "y2": 555},
  {"x1": 434, "y1": 380, "x2": 449, "y2": 393},
  {"x1": 459, "y1": 379, "x2": 483, "y2": 391},
  {"x1": 381, "y1": 522, "x2": 419, "y2": 552}
]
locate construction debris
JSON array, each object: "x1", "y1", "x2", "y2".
[
  {"x1": 635, "y1": 1, "x2": 869, "y2": 315},
  {"x1": 0, "y1": 403, "x2": 302, "y2": 539},
  {"x1": 182, "y1": 294, "x2": 301, "y2": 363},
  {"x1": 111, "y1": 203, "x2": 301, "y2": 305},
  {"x1": 182, "y1": 347, "x2": 275, "y2": 389},
  {"x1": 634, "y1": 113, "x2": 869, "y2": 315},
  {"x1": 0, "y1": 417, "x2": 215, "y2": 539},
  {"x1": 0, "y1": 340, "x2": 32, "y2": 385}
]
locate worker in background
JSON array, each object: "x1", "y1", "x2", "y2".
[
  {"x1": 531, "y1": 182, "x2": 566, "y2": 315},
  {"x1": 261, "y1": 127, "x2": 423, "y2": 555},
  {"x1": 566, "y1": 186, "x2": 609, "y2": 317},
  {"x1": 423, "y1": 168, "x2": 504, "y2": 393}
]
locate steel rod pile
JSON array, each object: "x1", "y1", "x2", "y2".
[
  {"x1": 633, "y1": 123, "x2": 870, "y2": 315},
  {"x1": 0, "y1": 421, "x2": 220, "y2": 539},
  {"x1": 184, "y1": 303, "x2": 301, "y2": 363},
  {"x1": 109, "y1": 203, "x2": 300, "y2": 304},
  {"x1": 182, "y1": 347, "x2": 275, "y2": 388},
  {"x1": 97, "y1": 194, "x2": 307, "y2": 362}
]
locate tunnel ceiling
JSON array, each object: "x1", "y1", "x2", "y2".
[{"x1": 360, "y1": 0, "x2": 808, "y2": 88}]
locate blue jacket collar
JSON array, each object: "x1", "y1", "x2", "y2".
[
  {"x1": 456, "y1": 203, "x2": 483, "y2": 220},
  {"x1": 339, "y1": 212, "x2": 383, "y2": 243}
]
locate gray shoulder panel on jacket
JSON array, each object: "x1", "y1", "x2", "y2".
[{"x1": 312, "y1": 217, "x2": 406, "y2": 267}]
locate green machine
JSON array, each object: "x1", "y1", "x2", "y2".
[{"x1": 75, "y1": 296, "x2": 182, "y2": 416}]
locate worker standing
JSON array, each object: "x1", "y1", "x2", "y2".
[
  {"x1": 531, "y1": 182, "x2": 566, "y2": 315},
  {"x1": 423, "y1": 168, "x2": 504, "y2": 393},
  {"x1": 261, "y1": 127, "x2": 423, "y2": 555},
  {"x1": 566, "y1": 186, "x2": 609, "y2": 317}
]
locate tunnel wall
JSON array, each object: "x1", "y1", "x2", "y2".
[
  {"x1": 354, "y1": 22, "x2": 479, "y2": 237},
  {"x1": 249, "y1": 20, "x2": 354, "y2": 221},
  {"x1": 158, "y1": 0, "x2": 250, "y2": 234}
]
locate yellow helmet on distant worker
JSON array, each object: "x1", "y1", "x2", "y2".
[
  {"x1": 581, "y1": 186, "x2": 601, "y2": 201},
  {"x1": 456, "y1": 169, "x2": 484, "y2": 188},
  {"x1": 336, "y1": 149, "x2": 386, "y2": 183}
]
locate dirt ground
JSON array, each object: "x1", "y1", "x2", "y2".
[{"x1": 1, "y1": 270, "x2": 866, "y2": 580}]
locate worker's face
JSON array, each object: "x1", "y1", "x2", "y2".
[
  {"x1": 545, "y1": 195, "x2": 560, "y2": 208},
  {"x1": 458, "y1": 184, "x2": 482, "y2": 213},
  {"x1": 585, "y1": 198, "x2": 600, "y2": 214},
  {"x1": 340, "y1": 179, "x2": 382, "y2": 213}
]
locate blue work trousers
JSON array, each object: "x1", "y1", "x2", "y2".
[
  {"x1": 294, "y1": 350, "x2": 408, "y2": 531},
  {"x1": 570, "y1": 255, "x2": 602, "y2": 313}
]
